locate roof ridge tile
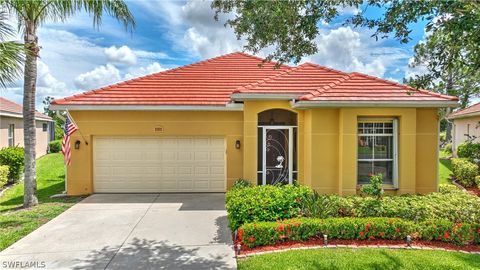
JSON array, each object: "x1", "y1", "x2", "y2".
[
  {"x1": 235, "y1": 65, "x2": 299, "y2": 92},
  {"x1": 300, "y1": 74, "x2": 353, "y2": 100}
]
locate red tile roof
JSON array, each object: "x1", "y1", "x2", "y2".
[
  {"x1": 448, "y1": 102, "x2": 480, "y2": 119},
  {"x1": 52, "y1": 52, "x2": 458, "y2": 107},
  {"x1": 300, "y1": 72, "x2": 458, "y2": 102},
  {"x1": 0, "y1": 97, "x2": 52, "y2": 121},
  {"x1": 52, "y1": 52, "x2": 290, "y2": 106},
  {"x1": 234, "y1": 63, "x2": 348, "y2": 95}
]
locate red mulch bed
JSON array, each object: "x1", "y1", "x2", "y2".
[
  {"x1": 238, "y1": 238, "x2": 480, "y2": 255},
  {"x1": 466, "y1": 187, "x2": 480, "y2": 197},
  {"x1": 451, "y1": 179, "x2": 480, "y2": 197}
]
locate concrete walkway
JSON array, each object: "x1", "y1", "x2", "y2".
[{"x1": 0, "y1": 193, "x2": 236, "y2": 270}]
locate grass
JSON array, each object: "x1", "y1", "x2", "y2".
[
  {"x1": 0, "y1": 153, "x2": 83, "y2": 251},
  {"x1": 439, "y1": 149, "x2": 453, "y2": 186},
  {"x1": 238, "y1": 248, "x2": 480, "y2": 270}
]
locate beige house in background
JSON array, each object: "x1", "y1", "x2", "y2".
[
  {"x1": 448, "y1": 102, "x2": 480, "y2": 154},
  {"x1": 0, "y1": 97, "x2": 53, "y2": 157}
]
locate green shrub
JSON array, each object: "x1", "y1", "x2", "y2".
[
  {"x1": 439, "y1": 132, "x2": 446, "y2": 143},
  {"x1": 360, "y1": 174, "x2": 384, "y2": 199},
  {"x1": 48, "y1": 140, "x2": 62, "y2": 153},
  {"x1": 0, "y1": 147, "x2": 24, "y2": 182},
  {"x1": 474, "y1": 224, "x2": 480, "y2": 245},
  {"x1": 451, "y1": 158, "x2": 478, "y2": 187},
  {"x1": 299, "y1": 190, "x2": 480, "y2": 224},
  {"x1": 232, "y1": 178, "x2": 253, "y2": 189},
  {"x1": 475, "y1": 176, "x2": 480, "y2": 189},
  {"x1": 0, "y1": 165, "x2": 9, "y2": 187},
  {"x1": 457, "y1": 142, "x2": 480, "y2": 160},
  {"x1": 239, "y1": 217, "x2": 480, "y2": 248},
  {"x1": 226, "y1": 184, "x2": 312, "y2": 230},
  {"x1": 438, "y1": 184, "x2": 460, "y2": 194},
  {"x1": 419, "y1": 220, "x2": 477, "y2": 245},
  {"x1": 444, "y1": 143, "x2": 452, "y2": 154},
  {"x1": 300, "y1": 192, "x2": 353, "y2": 219},
  {"x1": 227, "y1": 185, "x2": 480, "y2": 233}
]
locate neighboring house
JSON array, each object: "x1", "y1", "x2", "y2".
[
  {"x1": 0, "y1": 97, "x2": 54, "y2": 157},
  {"x1": 448, "y1": 102, "x2": 480, "y2": 154},
  {"x1": 50, "y1": 52, "x2": 458, "y2": 196}
]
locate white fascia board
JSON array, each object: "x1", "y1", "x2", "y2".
[
  {"x1": 49, "y1": 103, "x2": 244, "y2": 111},
  {"x1": 447, "y1": 111, "x2": 480, "y2": 120},
  {"x1": 0, "y1": 111, "x2": 53, "y2": 121},
  {"x1": 231, "y1": 93, "x2": 300, "y2": 101},
  {"x1": 291, "y1": 100, "x2": 459, "y2": 109}
]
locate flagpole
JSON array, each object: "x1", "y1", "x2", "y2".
[
  {"x1": 64, "y1": 163, "x2": 68, "y2": 195},
  {"x1": 66, "y1": 110, "x2": 89, "y2": 145}
]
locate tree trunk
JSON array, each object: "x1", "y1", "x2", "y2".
[
  {"x1": 23, "y1": 21, "x2": 39, "y2": 208},
  {"x1": 445, "y1": 73, "x2": 454, "y2": 143}
]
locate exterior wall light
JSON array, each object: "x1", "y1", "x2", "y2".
[
  {"x1": 235, "y1": 140, "x2": 241, "y2": 149},
  {"x1": 75, "y1": 140, "x2": 81, "y2": 150}
]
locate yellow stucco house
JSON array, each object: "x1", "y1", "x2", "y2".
[{"x1": 50, "y1": 52, "x2": 458, "y2": 196}]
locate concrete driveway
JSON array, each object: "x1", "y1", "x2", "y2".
[{"x1": 0, "y1": 193, "x2": 236, "y2": 270}]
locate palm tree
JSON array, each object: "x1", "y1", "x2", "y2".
[
  {"x1": 1, "y1": 0, "x2": 135, "y2": 208},
  {"x1": 0, "y1": 10, "x2": 24, "y2": 88}
]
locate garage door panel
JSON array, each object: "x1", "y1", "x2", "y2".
[{"x1": 94, "y1": 136, "x2": 226, "y2": 193}]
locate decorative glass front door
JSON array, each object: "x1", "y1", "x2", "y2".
[{"x1": 261, "y1": 127, "x2": 294, "y2": 185}]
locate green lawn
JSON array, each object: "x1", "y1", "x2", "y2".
[
  {"x1": 238, "y1": 248, "x2": 480, "y2": 270},
  {"x1": 439, "y1": 150, "x2": 453, "y2": 185},
  {"x1": 0, "y1": 153, "x2": 82, "y2": 251}
]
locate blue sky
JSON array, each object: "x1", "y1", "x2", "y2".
[{"x1": 1, "y1": 1, "x2": 428, "y2": 110}]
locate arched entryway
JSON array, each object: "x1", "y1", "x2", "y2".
[{"x1": 257, "y1": 109, "x2": 298, "y2": 185}]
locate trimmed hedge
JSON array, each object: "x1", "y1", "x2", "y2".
[
  {"x1": 48, "y1": 140, "x2": 62, "y2": 153},
  {"x1": 226, "y1": 184, "x2": 312, "y2": 230},
  {"x1": 226, "y1": 185, "x2": 480, "y2": 231},
  {"x1": 0, "y1": 165, "x2": 9, "y2": 187},
  {"x1": 300, "y1": 191, "x2": 480, "y2": 224},
  {"x1": 238, "y1": 217, "x2": 480, "y2": 248},
  {"x1": 0, "y1": 147, "x2": 24, "y2": 182},
  {"x1": 451, "y1": 158, "x2": 478, "y2": 187}
]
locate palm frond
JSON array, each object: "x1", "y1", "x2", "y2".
[
  {"x1": 78, "y1": 0, "x2": 135, "y2": 31},
  {"x1": 0, "y1": 41, "x2": 24, "y2": 88}
]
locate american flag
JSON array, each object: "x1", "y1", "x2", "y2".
[{"x1": 61, "y1": 114, "x2": 79, "y2": 166}]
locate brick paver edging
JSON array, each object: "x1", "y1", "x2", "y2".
[{"x1": 236, "y1": 244, "x2": 480, "y2": 258}]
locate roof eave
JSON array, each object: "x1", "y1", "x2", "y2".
[
  {"x1": 292, "y1": 100, "x2": 459, "y2": 109},
  {"x1": 49, "y1": 103, "x2": 244, "y2": 111},
  {"x1": 448, "y1": 111, "x2": 480, "y2": 120},
  {"x1": 0, "y1": 111, "x2": 53, "y2": 121},
  {"x1": 231, "y1": 93, "x2": 300, "y2": 101}
]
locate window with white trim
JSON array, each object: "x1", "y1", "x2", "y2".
[
  {"x1": 8, "y1": 124, "x2": 14, "y2": 147},
  {"x1": 357, "y1": 118, "x2": 398, "y2": 186}
]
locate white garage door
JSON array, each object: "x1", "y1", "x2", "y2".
[{"x1": 93, "y1": 137, "x2": 226, "y2": 193}]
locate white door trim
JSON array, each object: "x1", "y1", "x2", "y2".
[{"x1": 261, "y1": 126, "x2": 294, "y2": 185}]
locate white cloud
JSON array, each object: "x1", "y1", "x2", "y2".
[
  {"x1": 337, "y1": 5, "x2": 361, "y2": 15},
  {"x1": 181, "y1": 1, "x2": 243, "y2": 58},
  {"x1": 125, "y1": 62, "x2": 167, "y2": 80},
  {"x1": 404, "y1": 57, "x2": 429, "y2": 80},
  {"x1": 304, "y1": 27, "x2": 409, "y2": 78},
  {"x1": 74, "y1": 64, "x2": 121, "y2": 90},
  {"x1": 105, "y1": 45, "x2": 137, "y2": 65},
  {"x1": 37, "y1": 61, "x2": 68, "y2": 95}
]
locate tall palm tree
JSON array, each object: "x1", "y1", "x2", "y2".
[
  {"x1": 0, "y1": 10, "x2": 23, "y2": 88},
  {"x1": 1, "y1": 0, "x2": 135, "y2": 208}
]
